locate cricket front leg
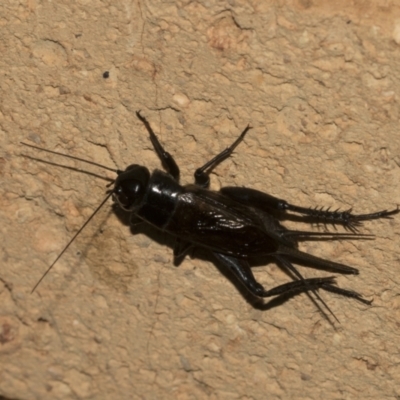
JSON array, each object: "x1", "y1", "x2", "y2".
[{"x1": 136, "y1": 111, "x2": 180, "y2": 181}]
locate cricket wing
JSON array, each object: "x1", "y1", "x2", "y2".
[{"x1": 164, "y1": 188, "x2": 279, "y2": 257}]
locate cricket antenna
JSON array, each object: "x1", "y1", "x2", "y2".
[
  {"x1": 31, "y1": 191, "x2": 114, "y2": 293},
  {"x1": 20, "y1": 142, "x2": 119, "y2": 173},
  {"x1": 21, "y1": 141, "x2": 119, "y2": 292}
]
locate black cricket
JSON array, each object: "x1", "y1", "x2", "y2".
[{"x1": 23, "y1": 112, "x2": 399, "y2": 318}]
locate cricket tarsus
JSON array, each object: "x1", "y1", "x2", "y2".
[{"x1": 23, "y1": 112, "x2": 398, "y2": 324}]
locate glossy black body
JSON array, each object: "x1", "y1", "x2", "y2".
[
  {"x1": 23, "y1": 112, "x2": 399, "y2": 316},
  {"x1": 137, "y1": 172, "x2": 279, "y2": 256},
  {"x1": 111, "y1": 112, "x2": 399, "y2": 313}
]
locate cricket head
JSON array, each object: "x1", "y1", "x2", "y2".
[{"x1": 113, "y1": 164, "x2": 150, "y2": 211}]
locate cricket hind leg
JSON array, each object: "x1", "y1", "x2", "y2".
[
  {"x1": 193, "y1": 125, "x2": 251, "y2": 188},
  {"x1": 275, "y1": 255, "x2": 370, "y2": 324},
  {"x1": 220, "y1": 187, "x2": 399, "y2": 230},
  {"x1": 213, "y1": 252, "x2": 341, "y2": 299},
  {"x1": 283, "y1": 204, "x2": 400, "y2": 232},
  {"x1": 213, "y1": 252, "x2": 370, "y2": 322},
  {"x1": 244, "y1": 202, "x2": 374, "y2": 255}
]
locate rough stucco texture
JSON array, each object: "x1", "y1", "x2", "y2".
[{"x1": 1, "y1": 0, "x2": 400, "y2": 399}]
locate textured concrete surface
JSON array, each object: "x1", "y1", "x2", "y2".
[{"x1": 1, "y1": 1, "x2": 400, "y2": 399}]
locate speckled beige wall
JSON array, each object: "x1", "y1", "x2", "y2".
[{"x1": 1, "y1": 0, "x2": 400, "y2": 399}]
